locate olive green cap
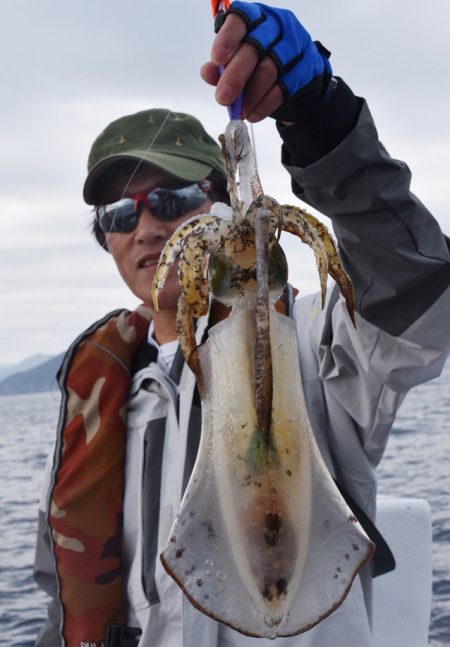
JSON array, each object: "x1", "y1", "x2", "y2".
[{"x1": 83, "y1": 108, "x2": 226, "y2": 204}]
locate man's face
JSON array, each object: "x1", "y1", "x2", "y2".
[{"x1": 100, "y1": 166, "x2": 213, "y2": 311}]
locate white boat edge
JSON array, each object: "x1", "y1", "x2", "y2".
[{"x1": 373, "y1": 495, "x2": 432, "y2": 646}]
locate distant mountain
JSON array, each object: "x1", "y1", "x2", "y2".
[
  {"x1": 0, "y1": 353, "x2": 65, "y2": 395},
  {"x1": 0, "y1": 353, "x2": 54, "y2": 381}
]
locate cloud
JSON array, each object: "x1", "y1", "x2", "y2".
[{"x1": 1, "y1": 0, "x2": 449, "y2": 363}]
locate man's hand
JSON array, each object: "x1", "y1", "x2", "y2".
[{"x1": 200, "y1": 2, "x2": 332, "y2": 123}]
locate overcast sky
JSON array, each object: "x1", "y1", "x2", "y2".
[{"x1": 1, "y1": 0, "x2": 449, "y2": 365}]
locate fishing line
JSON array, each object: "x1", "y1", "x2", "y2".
[
  {"x1": 119, "y1": 110, "x2": 173, "y2": 200},
  {"x1": 250, "y1": 122, "x2": 258, "y2": 170},
  {"x1": 108, "y1": 109, "x2": 173, "y2": 233}
]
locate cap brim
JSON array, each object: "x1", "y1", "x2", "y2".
[{"x1": 83, "y1": 150, "x2": 213, "y2": 204}]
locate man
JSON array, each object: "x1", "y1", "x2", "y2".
[{"x1": 34, "y1": 3, "x2": 450, "y2": 646}]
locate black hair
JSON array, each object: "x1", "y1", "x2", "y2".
[{"x1": 91, "y1": 168, "x2": 229, "y2": 251}]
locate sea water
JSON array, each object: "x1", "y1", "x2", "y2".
[{"x1": 0, "y1": 363, "x2": 449, "y2": 646}]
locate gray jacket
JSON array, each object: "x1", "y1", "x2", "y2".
[{"x1": 34, "y1": 100, "x2": 450, "y2": 647}]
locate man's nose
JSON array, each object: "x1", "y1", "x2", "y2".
[{"x1": 133, "y1": 205, "x2": 168, "y2": 242}]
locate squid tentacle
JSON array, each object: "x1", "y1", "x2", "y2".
[
  {"x1": 280, "y1": 205, "x2": 329, "y2": 309},
  {"x1": 152, "y1": 215, "x2": 230, "y2": 311},
  {"x1": 301, "y1": 210, "x2": 355, "y2": 324}
]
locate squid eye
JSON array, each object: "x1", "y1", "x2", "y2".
[
  {"x1": 209, "y1": 254, "x2": 234, "y2": 300},
  {"x1": 209, "y1": 253, "x2": 257, "y2": 306},
  {"x1": 268, "y1": 243, "x2": 288, "y2": 294}
]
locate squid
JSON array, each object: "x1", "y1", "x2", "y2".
[{"x1": 151, "y1": 120, "x2": 374, "y2": 638}]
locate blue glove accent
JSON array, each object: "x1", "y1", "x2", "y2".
[
  {"x1": 227, "y1": 1, "x2": 332, "y2": 101},
  {"x1": 226, "y1": 1, "x2": 265, "y2": 26}
]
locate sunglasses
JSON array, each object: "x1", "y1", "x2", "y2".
[{"x1": 96, "y1": 180, "x2": 212, "y2": 234}]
